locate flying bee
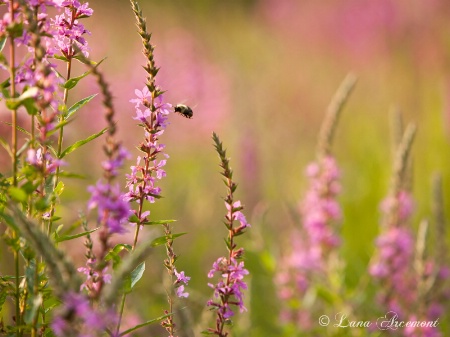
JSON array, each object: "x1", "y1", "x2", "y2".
[{"x1": 174, "y1": 104, "x2": 193, "y2": 119}]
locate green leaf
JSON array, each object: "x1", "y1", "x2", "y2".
[
  {"x1": 141, "y1": 219, "x2": 177, "y2": 226},
  {"x1": 24, "y1": 294, "x2": 43, "y2": 324},
  {"x1": 53, "y1": 54, "x2": 69, "y2": 62},
  {"x1": 61, "y1": 58, "x2": 105, "y2": 89},
  {"x1": 59, "y1": 127, "x2": 107, "y2": 158},
  {"x1": 130, "y1": 262, "x2": 145, "y2": 289},
  {"x1": 16, "y1": 139, "x2": 32, "y2": 157},
  {"x1": 47, "y1": 119, "x2": 71, "y2": 137},
  {"x1": 66, "y1": 94, "x2": 97, "y2": 120},
  {"x1": 54, "y1": 181, "x2": 64, "y2": 196},
  {"x1": 59, "y1": 172, "x2": 87, "y2": 179},
  {"x1": 0, "y1": 288, "x2": 7, "y2": 312},
  {"x1": 5, "y1": 87, "x2": 39, "y2": 110},
  {"x1": 0, "y1": 135, "x2": 12, "y2": 158},
  {"x1": 1, "y1": 121, "x2": 31, "y2": 137},
  {"x1": 6, "y1": 22, "x2": 24, "y2": 39},
  {"x1": 0, "y1": 36, "x2": 6, "y2": 52},
  {"x1": 62, "y1": 71, "x2": 90, "y2": 89},
  {"x1": 0, "y1": 212, "x2": 19, "y2": 232},
  {"x1": 150, "y1": 233, "x2": 187, "y2": 247},
  {"x1": 105, "y1": 244, "x2": 132, "y2": 268},
  {"x1": 55, "y1": 227, "x2": 99, "y2": 243},
  {"x1": 21, "y1": 181, "x2": 37, "y2": 195},
  {"x1": 22, "y1": 97, "x2": 38, "y2": 115},
  {"x1": 113, "y1": 244, "x2": 132, "y2": 253},
  {"x1": 128, "y1": 213, "x2": 140, "y2": 223},
  {"x1": 0, "y1": 77, "x2": 10, "y2": 98},
  {"x1": 119, "y1": 312, "x2": 172, "y2": 336},
  {"x1": 34, "y1": 197, "x2": 50, "y2": 212},
  {"x1": 8, "y1": 186, "x2": 27, "y2": 202}
]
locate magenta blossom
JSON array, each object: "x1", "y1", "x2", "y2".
[
  {"x1": 51, "y1": 292, "x2": 117, "y2": 337},
  {"x1": 174, "y1": 269, "x2": 191, "y2": 298},
  {"x1": 207, "y1": 257, "x2": 249, "y2": 318},
  {"x1": 87, "y1": 181, "x2": 131, "y2": 234}
]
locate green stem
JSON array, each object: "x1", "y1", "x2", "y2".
[
  {"x1": 115, "y1": 294, "x2": 127, "y2": 335},
  {"x1": 47, "y1": 58, "x2": 72, "y2": 236},
  {"x1": 9, "y1": 1, "x2": 17, "y2": 186},
  {"x1": 9, "y1": 2, "x2": 22, "y2": 335}
]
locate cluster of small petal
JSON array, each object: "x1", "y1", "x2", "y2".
[
  {"x1": 0, "y1": 1, "x2": 64, "y2": 108},
  {"x1": 26, "y1": 148, "x2": 65, "y2": 174},
  {"x1": 102, "y1": 144, "x2": 131, "y2": 178},
  {"x1": 174, "y1": 269, "x2": 191, "y2": 298},
  {"x1": 302, "y1": 155, "x2": 342, "y2": 251},
  {"x1": 77, "y1": 258, "x2": 112, "y2": 294},
  {"x1": 226, "y1": 201, "x2": 250, "y2": 231},
  {"x1": 275, "y1": 155, "x2": 342, "y2": 328},
  {"x1": 51, "y1": 292, "x2": 117, "y2": 337},
  {"x1": 88, "y1": 181, "x2": 131, "y2": 234},
  {"x1": 125, "y1": 87, "x2": 172, "y2": 206},
  {"x1": 51, "y1": 0, "x2": 93, "y2": 58},
  {"x1": 0, "y1": 1, "x2": 59, "y2": 54},
  {"x1": 207, "y1": 257, "x2": 249, "y2": 319},
  {"x1": 369, "y1": 190, "x2": 416, "y2": 316}
]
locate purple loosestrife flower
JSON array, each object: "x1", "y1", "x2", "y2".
[
  {"x1": 274, "y1": 155, "x2": 343, "y2": 329},
  {"x1": 207, "y1": 257, "x2": 249, "y2": 318},
  {"x1": 125, "y1": 87, "x2": 171, "y2": 209},
  {"x1": 205, "y1": 133, "x2": 250, "y2": 337},
  {"x1": 77, "y1": 258, "x2": 112, "y2": 293},
  {"x1": 26, "y1": 148, "x2": 66, "y2": 174},
  {"x1": 88, "y1": 172, "x2": 131, "y2": 235},
  {"x1": 369, "y1": 191, "x2": 416, "y2": 316},
  {"x1": 51, "y1": 0, "x2": 93, "y2": 58},
  {"x1": 174, "y1": 269, "x2": 191, "y2": 298},
  {"x1": 51, "y1": 291, "x2": 117, "y2": 337},
  {"x1": 302, "y1": 155, "x2": 342, "y2": 252}
]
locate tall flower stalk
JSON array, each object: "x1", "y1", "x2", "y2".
[
  {"x1": 205, "y1": 133, "x2": 250, "y2": 337},
  {"x1": 117, "y1": 1, "x2": 189, "y2": 335},
  {"x1": 275, "y1": 74, "x2": 356, "y2": 330},
  {"x1": 125, "y1": 0, "x2": 170, "y2": 248},
  {"x1": 52, "y1": 44, "x2": 129, "y2": 337},
  {"x1": 6, "y1": 1, "x2": 20, "y2": 333},
  {"x1": 48, "y1": 0, "x2": 93, "y2": 235},
  {"x1": 369, "y1": 124, "x2": 417, "y2": 318}
]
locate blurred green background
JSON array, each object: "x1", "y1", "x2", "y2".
[{"x1": 2, "y1": 0, "x2": 450, "y2": 336}]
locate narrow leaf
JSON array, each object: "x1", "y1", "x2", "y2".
[
  {"x1": 5, "y1": 87, "x2": 39, "y2": 110},
  {"x1": 0, "y1": 36, "x2": 6, "y2": 52},
  {"x1": 119, "y1": 313, "x2": 172, "y2": 336},
  {"x1": 24, "y1": 294, "x2": 43, "y2": 325},
  {"x1": 53, "y1": 54, "x2": 69, "y2": 62},
  {"x1": 141, "y1": 219, "x2": 177, "y2": 226},
  {"x1": 66, "y1": 94, "x2": 97, "y2": 120},
  {"x1": 0, "y1": 288, "x2": 7, "y2": 312},
  {"x1": 128, "y1": 213, "x2": 140, "y2": 223},
  {"x1": 0, "y1": 135, "x2": 12, "y2": 157},
  {"x1": 60, "y1": 127, "x2": 107, "y2": 158},
  {"x1": 62, "y1": 71, "x2": 90, "y2": 89},
  {"x1": 54, "y1": 181, "x2": 65, "y2": 196},
  {"x1": 8, "y1": 186, "x2": 27, "y2": 202},
  {"x1": 47, "y1": 119, "x2": 71, "y2": 137},
  {"x1": 150, "y1": 233, "x2": 187, "y2": 247},
  {"x1": 1, "y1": 121, "x2": 31, "y2": 136},
  {"x1": 62, "y1": 58, "x2": 106, "y2": 89},
  {"x1": 130, "y1": 262, "x2": 145, "y2": 289},
  {"x1": 55, "y1": 227, "x2": 99, "y2": 243}
]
